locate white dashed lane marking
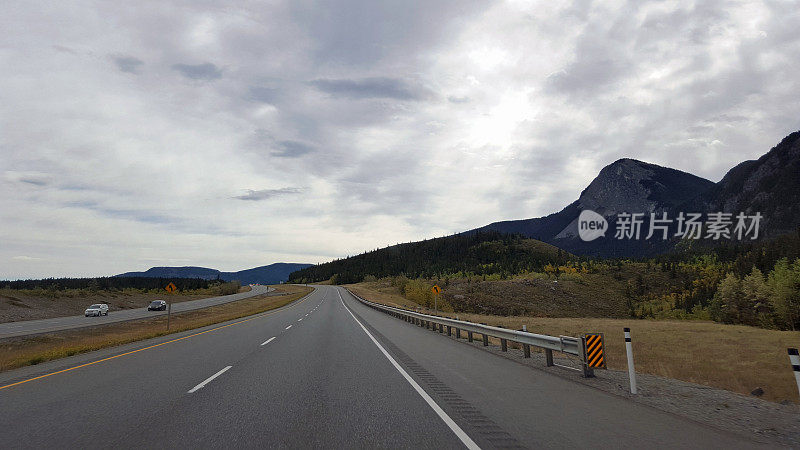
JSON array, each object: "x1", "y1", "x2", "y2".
[{"x1": 188, "y1": 366, "x2": 232, "y2": 394}]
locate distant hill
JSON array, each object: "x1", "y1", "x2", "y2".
[
  {"x1": 116, "y1": 263, "x2": 312, "y2": 285},
  {"x1": 220, "y1": 264, "x2": 313, "y2": 285},
  {"x1": 288, "y1": 231, "x2": 569, "y2": 284},
  {"x1": 116, "y1": 266, "x2": 220, "y2": 280}
]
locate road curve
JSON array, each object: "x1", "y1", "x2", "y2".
[
  {"x1": 0, "y1": 285, "x2": 764, "y2": 448},
  {"x1": 0, "y1": 285, "x2": 275, "y2": 339}
]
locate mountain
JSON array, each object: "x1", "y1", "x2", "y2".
[
  {"x1": 220, "y1": 264, "x2": 312, "y2": 285},
  {"x1": 116, "y1": 266, "x2": 221, "y2": 280},
  {"x1": 474, "y1": 158, "x2": 715, "y2": 257},
  {"x1": 116, "y1": 263, "x2": 312, "y2": 285},
  {"x1": 684, "y1": 130, "x2": 800, "y2": 238},
  {"x1": 474, "y1": 130, "x2": 800, "y2": 258}
]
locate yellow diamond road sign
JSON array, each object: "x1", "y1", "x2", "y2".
[
  {"x1": 432, "y1": 285, "x2": 441, "y2": 295},
  {"x1": 165, "y1": 282, "x2": 177, "y2": 293}
]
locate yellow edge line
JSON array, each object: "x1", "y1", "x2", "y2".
[{"x1": 0, "y1": 289, "x2": 314, "y2": 391}]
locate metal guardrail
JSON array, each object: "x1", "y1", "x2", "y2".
[{"x1": 345, "y1": 288, "x2": 595, "y2": 377}]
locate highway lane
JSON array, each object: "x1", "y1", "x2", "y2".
[
  {"x1": 0, "y1": 285, "x2": 763, "y2": 448},
  {"x1": 0, "y1": 285, "x2": 461, "y2": 449},
  {"x1": 0, "y1": 285, "x2": 275, "y2": 339}
]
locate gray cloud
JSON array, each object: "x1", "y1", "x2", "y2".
[
  {"x1": 172, "y1": 62, "x2": 222, "y2": 80},
  {"x1": 273, "y1": 141, "x2": 314, "y2": 158},
  {"x1": 233, "y1": 187, "x2": 303, "y2": 201},
  {"x1": 65, "y1": 201, "x2": 177, "y2": 225},
  {"x1": 52, "y1": 44, "x2": 77, "y2": 54},
  {"x1": 19, "y1": 178, "x2": 48, "y2": 186},
  {"x1": 112, "y1": 55, "x2": 143, "y2": 74},
  {"x1": 447, "y1": 96, "x2": 470, "y2": 104},
  {"x1": 247, "y1": 86, "x2": 281, "y2": 103},
  {"x1": 310, "y1": 77, "x2": 433, "y2": 100},
  {"x1": 547, "y1": 58, "x2": 628, "y2": 94},
  {"x1": 289, "y1": 0, "x2": 489, "y2": 67}
]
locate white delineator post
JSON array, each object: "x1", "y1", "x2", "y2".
[
  {"x1": 624, "y1": 327, "x2": 637, "y2": 394},
  {"x1": 788, "y1": 348, "x2": 800, "y2": 398}
]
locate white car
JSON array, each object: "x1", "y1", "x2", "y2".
[{"x1": 85, "y1": 303, "x2": 109, "y2": 317}]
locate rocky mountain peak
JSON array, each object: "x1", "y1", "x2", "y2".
[{"x1": 577, "y1": 158, "x2": 713, "y2": 215}]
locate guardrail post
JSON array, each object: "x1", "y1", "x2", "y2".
[
  {"x1": 501, "y1": 339, "x2": 507, "y2": 352},
  {"x1": 482, "y1": 334, "x2": 489, "y2": 346},
  {"x1": 625, "y1": 328, "x2": 637, "y2": 394},
  {"x1": 456, "y1": 328, "x2": 461, "y2": 339},
  {"x1": 447, "y1": 326, "x2": 452, "y2": 336},
  {"x1": 468, "y1": 331, "x2": 473, "y2": 342},
  {"x1": 545, "y1": 349, "x2": 553, "y2": 366},
  {"x1": 523, "y1": 344, "x2": 531, "y2": 358},
  {"x1": 439, "y1": 323, "x2": 443, "y2": 333},
  {"x1": 581, "y1": 336, "x2": 595, "y2": 378},
  {"x1": 789, "y1": 348, "x2": 800, "y2": 399}
]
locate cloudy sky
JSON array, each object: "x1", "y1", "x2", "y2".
[{"x1": 2, "y1": 0, "x2": 799, "y2": 279}]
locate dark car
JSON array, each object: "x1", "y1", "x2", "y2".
[{"x1": 148, "y1": 300, "x2": 167, "y2": 311}]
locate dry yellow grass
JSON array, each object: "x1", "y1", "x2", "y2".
[
  {"x1": 0, "y1": 285, "x2": 312, "y2": 372},
  {"x1": 348, "y1": 284, "x2": 422, "y2": 309},
  {"x1": 348, "y1": 282, "x2": 800, "y2": 404}
]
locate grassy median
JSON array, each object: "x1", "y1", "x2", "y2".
[
  {"x1": 0, "y1": 285, "x2": 313, "y2": 373},
  {"x1": 348, "y1": 283, "x2": 800, "y2": 404}
]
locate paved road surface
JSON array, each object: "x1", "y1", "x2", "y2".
[
  {"x1": 0, "y1": 285, "x2": 763, "y2": 448},
  {"x1": 0, "y1": 285, "x2": 275, "y2": 339}
]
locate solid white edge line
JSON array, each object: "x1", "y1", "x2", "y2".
[
  {"x1": 337, "y1": 289, "x2": 481, "y2": 450},
  {"x1": 261, "y1": 337, "x2": 276, "y2": 346},
  {"x1": 285, "y1": 325, "x2": 292, "y2": 330},
  {"x1": 188, "y1": 366, "x2": 232, "y2": 393}
]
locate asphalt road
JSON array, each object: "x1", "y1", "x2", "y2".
[
  {"x1": 0, "y1": 285, "x2": 275, "y2": 339},
  {"x1": 0, "y1": 285, "x2": 763, "y2": 449}
]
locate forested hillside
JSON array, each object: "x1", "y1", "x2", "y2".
[
  {"x1": 289, "y1": 231, "x2": 570, "y2": 284},
  {"x1": 297, "y1": 227, "x2": 800, "y2": 330},
  {"x1": 1, "y1": 276, "x2": 216, "y2": 292}
]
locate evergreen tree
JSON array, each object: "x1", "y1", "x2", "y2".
[{"x1": 768, "y1": 258, "x2": 800, "y2": 330}]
